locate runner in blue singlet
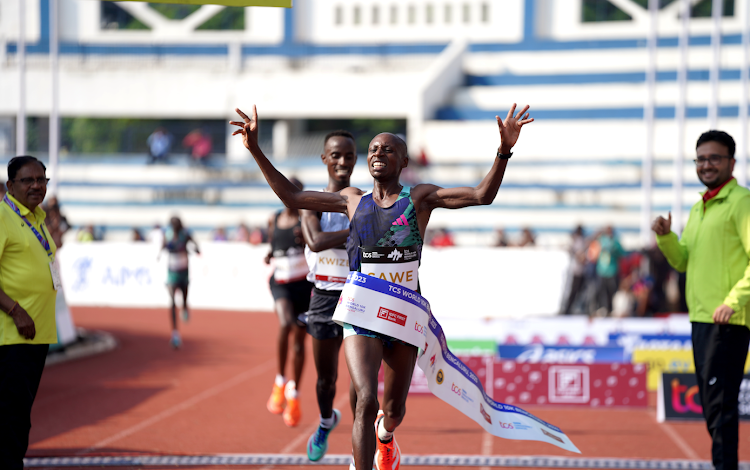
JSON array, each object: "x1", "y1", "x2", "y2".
[
  {"x1": 231, "y1": 103, "x2": 533, "y2": 470},
  {"x1": 300, "y1": 131, "x2": 358, "y2": 462}
]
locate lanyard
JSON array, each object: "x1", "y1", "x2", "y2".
[{"x1": 3, "y1": 195, "x2": 53, "y2": 258}]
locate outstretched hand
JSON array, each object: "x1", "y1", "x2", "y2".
[
  {"x1": 496, "y1": 104, "x2": 533, "y2": 154},
  {"x1": 651, "y1": 212, "x2": 672, "y2": 236},
  {"x1": 230, "y1": 106, "x2": 259, "y2": 151}
]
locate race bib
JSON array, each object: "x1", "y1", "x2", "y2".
[
  {"x1": 360, "y1": 245, "x2": 419, "y2": 291},
  {"x1": 274, "y1": 253, "x2": 309, "y2": 284},
  {"x1": 313, "y1": 248, "x2": 349, "y2": 283},
  {"x1": 168, "y1": 252, "x2": 189, "y2": 271}
]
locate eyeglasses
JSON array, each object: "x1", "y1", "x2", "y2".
[
  {"x1": 13, "y1": 177, "x2": 50, "y2": 186},
  {"x1": 694, "y1": 155, "x2": 731, "y2": 167}
]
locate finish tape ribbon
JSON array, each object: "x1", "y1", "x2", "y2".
[{"x1": 333, "y1": 271, "x2": 581, "y2": 453}]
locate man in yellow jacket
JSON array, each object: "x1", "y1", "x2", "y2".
[
  {"x1": 0, "y1": 156, "x2": 59, "y2": 470},
  {"x1": 653, "y1": 130, "x2": 750, "y2": 470}
]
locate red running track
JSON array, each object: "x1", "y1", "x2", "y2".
[{"x1": 27, "y1": 307, "x2": 750, "y2": 469}]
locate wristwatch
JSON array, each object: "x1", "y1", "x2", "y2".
[{"x1": 496, "y1": 149, "x2": 513, "y2": 160}]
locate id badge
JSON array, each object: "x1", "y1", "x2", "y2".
[{"x1": 49, "y1": 258, "x2": 63, "y2": 291}]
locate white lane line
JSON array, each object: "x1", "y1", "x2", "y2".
[
  {"x1": 259, "y1": 393, "x2": 352, "y2": 470},
  {"x1": 479, "y1": 431, "x2": 494, "y2": 470},
  {"x1": 79, "y1": 359, "x2": 275, "y2": 455},
  {"x1": 652, "y1": 411, "x2": 700, "y2": 460}
]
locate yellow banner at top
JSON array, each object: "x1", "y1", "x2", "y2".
[{"x1": 104, "y1": 0, "x2": 292, "y2": 7}]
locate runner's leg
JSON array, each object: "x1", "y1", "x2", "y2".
[
  {"x1": 292, "y1": 323, "x2": 307, "y2": 386},
  {"x1": 381, "y1": 342, "x2": 417, "y2": 433},
  {"x1": 345, "y1": 335, "x2": 384, "y2": 470},
  {"x1": 168, "y1": 284, "x2": 178, "y2": 331},
  {"x1": 275, "y1": 298, "x2": 294, "y2": 377},
  {"x1": 181, "y1": 283, "x2": 189, "y2": 317},
  {"x1": 312, "y1": 336, "x2": 343, "y2": 419}
]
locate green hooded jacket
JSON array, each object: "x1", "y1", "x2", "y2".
[{"x1": 656, "y1": 178, "x2": 750, "y2": 327}]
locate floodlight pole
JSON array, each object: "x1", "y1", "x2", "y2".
[
  {"x1": 739, "y1": 0, "x2": 749, "y2": 187},
  {"x1": 708, "y1": 0, "x2": 722, "y2": 129},
  {"x1": 673, "y1": 0, "x2": 689, "y2": 236},
  {"x1": 17, "y1": 0, "x2": 26, "y2": 156},
  {"x1": 49, "y1": 0, "x2": 60, "y2": 196},
  {"x1": 642, "y1": 0, "x2": 658, "y2": 247}
]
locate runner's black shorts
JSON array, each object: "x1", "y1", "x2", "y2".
[
  {"x1": 269, "y1": 276, "x2": 313, "y2": 320},
  {"x1": 306, "y1": 287, "x2": 343, "y2": 340}
]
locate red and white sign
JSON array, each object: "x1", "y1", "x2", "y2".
[
  {"x1": 377, "y1": 307, "x2": 407, "y2": 326},
  {"x1": 382, "y1": 357, "x2": 647, "y2": 409},
  {"x1": 493, "y1": 361, "x2": 647, "y2": 408}
]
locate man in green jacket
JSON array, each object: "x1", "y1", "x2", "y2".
[{"x1": 652, "y1": 130, "x2": 750, "y2": 470}]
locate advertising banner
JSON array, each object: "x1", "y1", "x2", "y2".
[
  {"x1": 656, "y1": 373, "x2": 750, "y2": 422},
  {"x1": 497, "y1": 345, "x2": 626, "y2": 364},
  {"x1": 634, "y1": 350, "x2": 750, "y2": 391},
  {"x1": 381, "y1": 357, "x2": 648, "y2": 409},
  {"x1": 493, "y1": 362, "x2": 647, "y2": 408}
]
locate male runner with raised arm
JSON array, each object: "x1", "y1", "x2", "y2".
[
  {"x1": 300, "y1": 131, "x2": 358, "y2": 461},
  {"x1": 231, "y1": 103, "x2": 532, "y2": 470}
]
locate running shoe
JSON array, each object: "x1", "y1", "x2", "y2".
[
  {"x1": 283, "y1": 382, "x2": 301, "y2": 427},
  {"x1": 266, "y1": 383, "x2": 286, "y2": 415},
  {"x1": 374, "y1": 411, "x2": 401, "y2": 470},
  {"x1": 170, "y1": 331, "x2": 182, "y2": 349},
  {"x1": 307, "y1": 409, "x2": 341, "y2": 461},
  {"x1": 181, "y1": 308, "x2": 190, "y2": 323}
]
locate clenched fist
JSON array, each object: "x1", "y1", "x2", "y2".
[{"x1": 652, "y1": 212, "x2": 672, "y2": 236}]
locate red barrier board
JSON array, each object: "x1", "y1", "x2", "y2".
[
  {"x1": 379, "y1": 357, "x2": 648, "y2": 408},
  {"x1": 492, "y1": 361, "x2": 648, "y2": 408}
]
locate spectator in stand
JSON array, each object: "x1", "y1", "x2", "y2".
[
  {"x1": 234, "y1": 223, "x2": 251, "y2": 243},
  {"x1": 596, "y1": 225, "x2": 624, "y2": 316},
  {"x1": 147, "y1": 127, "x2": 172, "y2": 164},
  {"x1": 0, "y1": 181, "x2": 5, "y2": 198},
  {"x1": 77, "y1": 225, "x2": 95, "y2": 243},
  {"x1": 146, "y1": 224, "x2": 164, "y2": 247},
  {"x1": 249, "y1": 226, "x2": 264, "y2": 245},
  {"x1": 213, "y1": 227, "x2": 228, "y2": 242},
  {"x1": 563, "y1": 225, "x2": 587, "y2": 315},
  {"x1": 42, "y1": 196, "x2": 69, "y2": 248},
  {"x1": 517, "y1": 227, "x2": 536, "y2": 247},
  {"x1": 493, "y1": 228, "x2": 508, "y2": 247},
  {"x1": 131, "y1": 228, "x2": 145, "y2": 242},
  {"x1": 429, "y1": 228, "x2": 455, "y2": 247},
  {"x1": 183, "y1": 129, "x2": 212, "y2": 165}
]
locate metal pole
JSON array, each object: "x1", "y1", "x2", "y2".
[
  {"x1": 673, "y1": 0, "x2": 689, "y2": 235},
  {"x1": 642, "y1": 0, "x2": 658, "y2": 247},
  {"x1": 708, "y1": 0, "x2": 722, "y2": 129},
  {"x1": 17, "y1": 0, "x2": 26, "y2": 156},
  {"x1": 49, "y1": 0, "x2": 60, "y2": 195},
  {"x1": 739, "y1": 0, "x2": 750, "y2": 187}
]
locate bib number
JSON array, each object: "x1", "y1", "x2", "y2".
[
  {"x1": 314, "y1": 248, "x2": 349, "y2": 283},
  {"x1": 274, "y1": 254, "x2": 309, "y2": 284},
  {"x1": 359, "y1": 245, "x2": 419, "y2": 291}
]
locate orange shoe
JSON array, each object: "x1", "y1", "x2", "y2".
[
  {"x1": 283, "y1": 397, "x2": 301, "y2": 427},
  {"x1": 267, "y1": 383, "x2": 285, "y2": 415},
  {"x1": 283, "y1": 381, "x2": 301, "y2": 427},
  {"x1": 374, "y1": 411, "x2": 401, "y2": 470}
]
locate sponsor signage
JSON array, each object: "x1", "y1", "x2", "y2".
[
  {"x1": 497, "y1": 344, "x2": 626, "y2": 364},
  {"x1": 381, "y1": 357, "x2": 647, "y2": 408},
  {"x1": 609, "y1": 333, "x2": 692, "y2": 358},
  {"x1": 657, "y1": 373, "x2": 750, "y2": 422},
  {"x1": 493, "y1": 361, "x2": 647, "y2": 408}
]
